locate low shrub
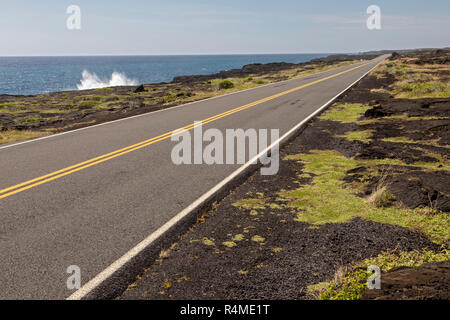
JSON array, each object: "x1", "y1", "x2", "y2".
[{"x1": 219, "y1": 80, "x2": 234, "y2": 89}]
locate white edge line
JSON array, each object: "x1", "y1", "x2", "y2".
[
  {"x1": 0, "y1": 60, "x2": 369, "y2": 151},
  {"x1": 67, "y1": 56, "x2": 386, "y2": 300}
]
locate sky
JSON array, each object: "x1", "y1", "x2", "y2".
[{"x1": 1, "y1": 0, "x2": 449, "y2": 56}]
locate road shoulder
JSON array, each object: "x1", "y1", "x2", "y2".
[{"x1": 119, "y1": 50, "x2": 449, "y2": 300}]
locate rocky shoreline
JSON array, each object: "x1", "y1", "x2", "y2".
[
  {"x1": 0, "y1": 53, "x2": 377, "y2": 144},
  {"x1": 172, "y1": 53, "x2": 380, "y2": 83}
]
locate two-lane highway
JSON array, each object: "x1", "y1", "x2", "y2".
[{"x1": 0, "y1": 55, "x2": 387, "y2": 299}]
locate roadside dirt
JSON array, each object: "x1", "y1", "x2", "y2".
[
  {"x1": 302, "y1": 75, "x2": 450, "y2": 212},
  {"x1": 119, "y1": 50, "x2": 449, "y2": 300},
  {"x1": 120, "y1": 153, "x2": 437, "y2": 299}
]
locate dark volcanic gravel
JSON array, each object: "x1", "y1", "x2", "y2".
[
  {"x1": 120, "y1": 216, "x2": 436, "y2": 300},
  {"x1": 119, "y1": 50, "x2": 449, "y2": 300}
]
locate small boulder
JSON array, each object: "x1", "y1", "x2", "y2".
[
  {"x1": 364, "y1": 106, "x2": 390, "y2": 118},
  {"x1": 389, "y1": 52, "x2": 400, "y2": 60},
  {"x1": 134, "y1": 84, "x2": 146, "y2": 93}
]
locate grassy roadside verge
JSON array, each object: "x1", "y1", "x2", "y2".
[
  {"x1": 0, "y1": 59, "x2": 360, "y2": 145},
  {"x1": 119, "y1": 50, "x2": 449, "y2": 301},
  {"x1": 313, "y1": 247, "x2": 449, "y2": 300},
  {"x1": 304, "y1": 51, "x2": 450, "y2": 299}
]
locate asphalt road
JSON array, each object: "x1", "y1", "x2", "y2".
[{"x1": 0, "y1": 55, "x2": 387, "y2": 299}]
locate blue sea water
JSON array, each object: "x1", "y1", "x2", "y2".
[{"x1": 0, "y1": 54, "x2": 329, "y2": 96}]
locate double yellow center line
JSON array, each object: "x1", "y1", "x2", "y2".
[{"x1": 0, "y1": 62, "x2": 369, "y2": 200}]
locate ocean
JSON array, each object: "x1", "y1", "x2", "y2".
[{"x1": 0, "y1": 54, "x2": 329, "y2": 96}]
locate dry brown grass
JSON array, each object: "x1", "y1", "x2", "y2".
[
  {"x1": 159, "y1": 242, "x2": 178, "y2": 259},
  {"x1": 367, "y1": 168, "x2": 395, "y2": 208},
  {"x1": 0, "y1": 129, "x2": 47, "y2": 144}
]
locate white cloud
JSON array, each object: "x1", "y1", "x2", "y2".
[{"x1": 309, "y1": 12, "x2": 450, "y2": 31}]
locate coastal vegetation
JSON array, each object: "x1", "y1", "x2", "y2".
[
  {"x1": 120, "y1": 50, "x2": 450, "y2": 300},
  {"x1": 0, "y1": 58, "x2": 362, "y2": 144}
]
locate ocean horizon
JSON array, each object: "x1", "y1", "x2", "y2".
[{"x1": 0, "y1": 54, "x2": 330, "y2": 96}]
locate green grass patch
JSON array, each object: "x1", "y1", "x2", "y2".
[
  {"x1": 233, "y1": 198, "x2": 268, "y2": 210},
  {"x1": 372, "y1": 60, "x2": 450, "y2": 99},
  {"x1": 410, "y1": 147, "x2": 450, "y2": 171},
  {"x1": 39, "y1": 109, "x2": 74, "y2": 114},
  {"x1": 0, "y1": 108, "x2": 29, "y2": 114},
  {"x1": 319, "y1": 103, "x2": 449, "y2": 126},
  {"x1": 382, "y1": 136, "x2": 450, "y2": 149},
  {"x1": 381, "y1": 136, "x2": 417, "y2": 144},
  {"x1": 72, "y1": 95, "x2": 104, "y2": 104},
  {"x1": 157, "y1": 92, "x2": 180, "y2": 104},
  {"x1": 393, "y1": 81, "x2": 450, "y2": 98},
  {"x1": 15, "y1": 115, "x2": 42, "y2": 124},
  {"x1": 373, "y1": 61, "x2": 409, "y2": 79},
  {"x1": 319, "y1": 103, "x2": 371, "y2": 123},
  {"x1": 306, "y1": 282, "x2": 329, "y2": 296},
  {"x1": 318, "y1": 248, "x2": 449, "y2": 300},
  {"x1": 93, "y1": 104, "x2": 122, "y2": 110},
  {"x1": 0, "y1": 101, "x2": 28, "y2": 107},
  {"x1": 0, "y1": 102, "x2": 31, "y2": 113},
  {"x1": 361, "y1": 114, "x2": 450, "y2": 125},
  {"x1": 279, "y1": 150, "x2": 449, "y2": 244},
  {"x1": 338, "y1": 130, "x2": 373, "y2": 143},
  {"x1": 78, "y1": 100, "x2": 102, "y2": 108}
]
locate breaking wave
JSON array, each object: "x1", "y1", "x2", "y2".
[{"x1": 77, "y1": 70, "x2": 138, "y2": 90}]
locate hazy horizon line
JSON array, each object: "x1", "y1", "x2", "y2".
[
  {"x1": 0, "y1": 52, "x2": 338, "y2": 58},
  {"x1": 2, "y1": 46, "x2": 446, "y2": 58}
]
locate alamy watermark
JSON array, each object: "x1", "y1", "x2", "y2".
[
  {"x1": 66, "y1": 5, "x2": 81, "y2": 30},
  {"x1": 367, "y1": 265, "x2": 381, "y2": 289},
  {"x1": 66, "y1": 265, "x2": 81, "y2": 290},
  {"x1": 366, "y1": 5, "x2": 381, "y2": 30},
  {"x1": 170, "y1": 121, "x2": 280, "y2": 175}
]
